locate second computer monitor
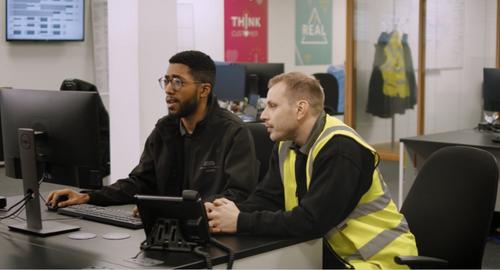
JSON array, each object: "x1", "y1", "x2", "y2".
[
  {"x1": 241, "y1": 63, "x2": 284, "y2": 98},
  {"x1": 483, "y1": 68, "x2": 500, "y2": 112},
  {"x1": 213, "y1": 63, "x2": 247, "y2": 101}
]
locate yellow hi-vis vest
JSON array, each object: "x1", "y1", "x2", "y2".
[
  {"x1": 380, "y1": 31, "x2": 410, "y2": 98},
  {"x1": 278, "y1": 115, "x2": 418, "y2": 269}
]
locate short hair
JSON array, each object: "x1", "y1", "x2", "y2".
[
  {"x1": 169, "y1": 50, "x2": 216, "y2": 87},
  {"x1": 268, "y1": 72, "x2": 324, "y2": 115}
]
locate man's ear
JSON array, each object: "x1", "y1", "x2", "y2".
[
  {"x1": 199, "y1": 83, "x2": 212, "y2": 98},
  {"x1": 296, "y1": 100, "x2": 309, "y2": 120}
]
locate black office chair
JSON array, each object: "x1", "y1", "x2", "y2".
[
  {"x1": 395, "y1": 146, "x2": 499, "y2": 269},
  {"x1": 60, "y1": 79, "x2": 110, "y2": 176},
  {"x1": 313, "y1": 73, "x2": 339, "y2": 115},
  {"x1": 245, "y1": 122, "x2": 274, "y2": 182}
]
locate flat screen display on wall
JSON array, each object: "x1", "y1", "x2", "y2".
[{"x1": 6, "y1": 0, "x2": 84, "y2": 41}]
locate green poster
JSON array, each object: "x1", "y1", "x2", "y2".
[{"x1": 295, "y1": 0, "x2": 332, "y2": 65}]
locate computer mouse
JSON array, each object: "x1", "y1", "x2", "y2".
[{"x1": 47, "y1": 194, "x2": 69, "y2": 212}]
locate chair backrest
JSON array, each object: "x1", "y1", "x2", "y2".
[
  {"x1": 313, "y1": 73, "x2": 339, "y2": 115},
  {"x1": 401, "y1": 146, "x2": 498, "y2": 269},
  {"x1": 244, "y1": 122, "x2": 274, "y2": 182}
]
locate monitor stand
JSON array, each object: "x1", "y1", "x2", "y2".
[{"x1": 8, "y1": 128, "x2": 80, "y2": 236}]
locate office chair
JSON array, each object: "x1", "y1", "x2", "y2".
[
  {"x1": 313, "y1": 73, "x2": 339, "y2": 115},
  {"x1": 395, "y1": 146, "x2": 498, "y2": 269},
  {"x1": 60, "y1": 79, "x2": 110, "y2": 176},
  {"x1": 244, "y1": 122, "x2": 274, "y2": 182}
]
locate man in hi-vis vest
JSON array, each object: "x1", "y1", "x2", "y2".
[{"x1": 205, "y1": 72, "x2": 418, "y2": 269}]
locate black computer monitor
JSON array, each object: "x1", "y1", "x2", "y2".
[
  {"x1": 213, "y1": 63, "x2": 247, "y2": 101},
  {"x1": 483, "y1": 68, "x2": 500, "y2": 112},
  {"x1": 0, "y1": 88, "x2": 105, "y2": 236},
  {"x1": 241, "y1": 63, "x2": 284, "y2": 98},
  {"x1": 60, "y1": 78, "x2": 110, "y2": 176}
]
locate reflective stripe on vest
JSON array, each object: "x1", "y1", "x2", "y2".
[
  {"x1": 344, "y1": 218, "x2": 410, "y2": 262},
  {"x1": 277, "y1": 115, "x2": 414, "y2": 265},
  {"x1": 332, "y1": 171, "x2": 392, "y2": 231}
]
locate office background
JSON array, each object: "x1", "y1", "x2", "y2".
[
  {"x1": 1, "y1": 0, "x2": 349, "y2": 182},
  {"x1": 2, "y1": 0, "x2": 497, "y2": 181},
  {"x1": 1, "y1": 0, "x2": 500, "y2": 267}
]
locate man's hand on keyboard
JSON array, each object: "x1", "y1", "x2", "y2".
[
  {"x1": 132, "y1": 206, "x2": 140, "y2": 217},
  {"x1": 47, "y1": 189, "x2": 90, "y2": 209}
]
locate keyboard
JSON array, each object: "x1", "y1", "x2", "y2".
[{"x1": 57, "y1": 204, "x2": 143, "y2": 229}]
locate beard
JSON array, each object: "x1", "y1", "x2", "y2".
[{"x1": 169, "y1": 94, "x2": 199, "y2": 118}]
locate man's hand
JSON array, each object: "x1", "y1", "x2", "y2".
[
  {"x1": 132, "y1": 206, "x2": 140, "y2": 217},
  {"x1": 47, "y1": 188, "x2": 90, "y2": 208},
  {"x1": 205, "y1": 198, "x2": 240, "y2": 233}
]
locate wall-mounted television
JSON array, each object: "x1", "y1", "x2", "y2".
[{"x1": 6, "y1": 0, "x2": 85, "y2": 41}]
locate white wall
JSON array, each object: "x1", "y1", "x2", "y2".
[
  {"x1": 177, "y1": 0, "x2": 224, "y2": 60},
  {"x1": 424, "y1": 0, "x2": 496, "y2": 134},
  {"x1": 138, "y1": 0, "x2": 179, "y2": 146},
  {"x1": 0, "y1": 0, "x2": 94, "y2": 89},
  {"x1": 108, "y1": 0, "x2": 178, "y2": 181},
  {"x1": 108, "y1": 0, "x2": 140, "y2": 181}
]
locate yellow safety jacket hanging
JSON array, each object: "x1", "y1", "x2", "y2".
[
  {"x1": 380, "y1": 31, "x2": 410, "y2": 98},
  {"x1": 278, "y1": 115, "x2": 418, "y2": 269}
]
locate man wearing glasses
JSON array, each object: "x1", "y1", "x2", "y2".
[{"x1": 48, "y1": 50, "x2": 259, "y2": 209}]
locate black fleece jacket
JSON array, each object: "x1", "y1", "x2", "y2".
[{"x1": 88, "y1": 97, "x2": 259, "y2": 205}]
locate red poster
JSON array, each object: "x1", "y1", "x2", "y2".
[{"x1": 224, "y1": 0, "x2": 267, "y2": 62}]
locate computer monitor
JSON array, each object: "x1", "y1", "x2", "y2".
[
  {"x1": 6, "y1": 0, "x2": 85, "y2": 41},
  {"x1": 240, "y1": 63, "x2": 284, "y2": 98},
  {"x1": 0, "y1": 88, "x2": 105, "y2": 236},
  {"x1": 213, "y1": 63, "x2": 247, "y2": 101},
  {"x1": 60, "y1": 78, "x2": 110, "y2": 176},
  {"x1": 483, "y1": 68, "x2": 500, "y2": 112}
]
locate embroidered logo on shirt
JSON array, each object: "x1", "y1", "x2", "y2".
[{"x1": 200, "y1": 160, "x2": 218, "y2": 173}]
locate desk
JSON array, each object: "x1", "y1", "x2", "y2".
[
  {"x1": 399, "y1": 128, "x2": 500, "y2": 211},
  {"x1": 0, "y1": 182, "x2": 322, "y2": 268}
]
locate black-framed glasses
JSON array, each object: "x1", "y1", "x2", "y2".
[{"x1": 158, "y1": 76, "x2": 203, "y2": 91}]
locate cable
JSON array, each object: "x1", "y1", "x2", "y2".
[
  {"x1": 38, "y1": 172, "x2": 48, "y2": 185},
  {"x1": 1, "y1": 171, "x2": 46, "y2": 214},
  {"x1": 130, "y1": 250, "x2": 145, "y2": 260},
  {"x1": 0, "y1": 196, "x2": 31, "y2": 220},
  {"x1": 0, "y1": 192, "x2": 32, "y2": 213},
  {"x1": 209, "y1": 237, "x2": 234, "y2": 270},
  {"x1": 193, "y1": 245, "x2": 212, "y2": 269}
]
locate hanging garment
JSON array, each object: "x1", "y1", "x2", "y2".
[{"x1": 366, "y1": 31, "x2": 417, "y2": 118}]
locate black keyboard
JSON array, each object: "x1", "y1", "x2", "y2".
[{"x1": 57, "y1": 204, "x2": 143, "y2": 229}]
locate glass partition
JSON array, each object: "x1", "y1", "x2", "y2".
[
  {"x1": 424, "y1": 0, "x2": 497, "y2": 134},
  {"x1": 354, "y1": 0, "x2": 420, "y2": 159}
]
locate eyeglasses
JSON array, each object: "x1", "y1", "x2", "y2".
[{"x1": 158, "y1": 76, "x2": 203, "y2": 91}]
